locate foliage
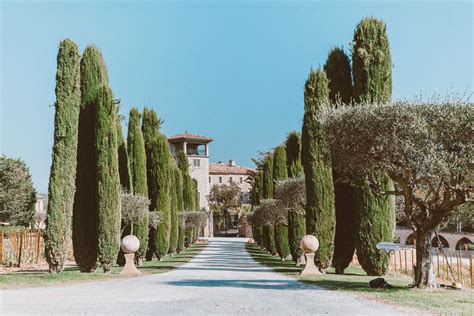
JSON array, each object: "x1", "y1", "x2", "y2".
[
  {"x1": 116, "y1": 116, "x2": 132, "y2": 192},
  {"x1": 120, "y1": 190, "x2": 150, "y2": 235},
  {"x1": 95, "y1": 84, "x2": 121, "y2": 273},
  {"x1": 207, "y1": 182, "x2": 242, "y2": 217},
  {"x1": 177, "y1": 151, "x2": 195, "y2": 211},
  {"x1": 285, "y1": 132, "x2": 303, "y2": 178},
  {"x1": 324, "y1": 100, "x2": 473, "y2": 286},
  {"x1": 169, "y1": 163, "x2": 181, "y2": 254},
  {"x1": 141, "y1": 108, "x2": 161, "y2": 260},
  {"x1": 149, "y1": 133, "x2": 172, "y2": 259},
  {"x1": 352, "y1": 17, "x2": 392, "y2": 103},
  {"x1": 127, "y1": 107, "x2": 149, "y2": 262},
  {"x1": 0, "y1": 157, "x2": 36, "y2": 225},
  {"x1": 301, "y1": 67, "x2": 335, "y2": 271},
  {"x1": 324, "y1": 47, "x2": 353, "y2": 104},
  {"x1": 73, "y1": 45, "x2": 109, "y2": 272},
  {"x1": 275, "y1": 177, "x2": 306, "y2": 262},
  {"x1": 262, "y1": 154, "x2": 274, "y2": 199},
  {"x1": 272, "y1": 145, "x2": 288, "y2": 184},
  {"x1": 44, "y1": 39, "x2": 81, "y2": 273},
  {"x1": 350, "y1": 17, "x2": 395, "y2": 276},
  {"x1": 324, "y1": 45, "x2": 357, "y2": 275},
  {"x1": 274, "y1": 225, "x2": 290, "y2": 260}
]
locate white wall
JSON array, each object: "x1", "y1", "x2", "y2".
[{"x1": 188, "y1": 155, "x2": 210, "y2": 210}]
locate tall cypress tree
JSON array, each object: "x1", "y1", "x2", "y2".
[
  {"x1": 45, "y1": 39, "x2": 81, "y2": 273},
  {"x1": 262, "y1": 153, "x2": 277, "y2": 255},
  {"x1": 178, "y1": 151, "x2": 194, "y2": 211},
  {"x1": 117, "y1": 118, "x2": 132, "y2": 192},
  {"x1": 168, "y1": 162, "x2": 180, "y2": 254},
  {"x1": 192, "y1": 178, "x2": 199, "y2": 211},
  {"x1": 284, "y1": 132, "x2": 306, "y2": 262},
  {"x1": 127, "y1": 107, "x2": 149, "y2": 264},
  {"x1": 95, "y1": 84, "x2": 121, "y2": 272},
  {"x1": 301, "y1": 68, "x2": 335, "y2": 271},
  {"x1": 352, "y1": 17, "x2": 395, "y2": 275},
  {"x1": 324, "y1": 47, "x2": 353, "y2": 105},
  {"x1": 149, "y1": 133, "x2": 171, "y2": 259},
  {"x1": 324, "y1": 47, "x2": 357, "y2": 274},
  {"x1": 73, "y1": 45, "x2": 109, "y2": 272},
  {"x1": 141, "y1": 108, "x2": 161, "y2": 260},
  {"x1": 273, "y1": 145, "x2": 290, "y2": 260},
  {"x1": 285, "y1": 132, "x2": 302, "y2": 178}
]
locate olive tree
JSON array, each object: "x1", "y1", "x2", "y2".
[{"x1": 324, "y1": 100, "x2": 473, "y2": 288}]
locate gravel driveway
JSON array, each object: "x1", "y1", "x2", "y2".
[{"x1": 1, "y1": 238, "x2": 407, "y2": 315}]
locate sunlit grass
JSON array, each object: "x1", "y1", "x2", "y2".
[
  {"x1": 0, "y1": 243, "x2": 206, "y2": 289},
  {"x1": 246, "y1": 243, "x2": 474, "y2": 315}
]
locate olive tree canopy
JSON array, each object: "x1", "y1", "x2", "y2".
[{"x1": 324, "y1": 100, "x2": 473, "y2": 287}]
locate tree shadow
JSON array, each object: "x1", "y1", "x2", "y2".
[{"x1": 165, "y1": 278, "x2": 319, "y2": 290}]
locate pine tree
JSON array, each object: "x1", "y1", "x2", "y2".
[
  {"x1": 324, "y1": 47, "x2": 356, "y2": 274},
  {"x1": 352, "y1": 17, "x2": 395, "y2": 275},
  {"x1": 301, "y1": 68, "x2": 335, "y2": 271},
  {"x1": 284, "y1": 132, "x2": 306, "y2": 262},
  {"x1": 273, "y1": 145, "x2": 290, "y2": 260},
  {"x1": 149, "y1": 133, "x2": 171, "y2": 259},
  {"x1": 45, "y1": 39, "x2": 81, "y2": 273},
  {"x1": 127, "y1": 107, "x2": 149, "y2": 264},
  {"x1": 73, "y1": 45, "x2": 109, "y2": 272},
  {"x1": 95, "y1": 84, "x2": 121, "y2": 272},
  {"x1": 141, "y1": 108, "x2": 161, "y2": 260}
]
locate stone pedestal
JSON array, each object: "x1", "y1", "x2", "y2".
[
  {"x1": 296, "y1": 254, "x2": 306, "y2": 266},
  {"x1": 300, "y1": 253, "x2": 322, "y2": 276},
  {"x1": 120, "y1": 253, "x2": 141, "y2": 276}
]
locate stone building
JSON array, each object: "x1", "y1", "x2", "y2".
[
  {"x1": 209, "y1": 160, "x2": 253, "y2": 204},
  {"x1": 168, "y1": 132, "x2": 254, "y2": 237}
]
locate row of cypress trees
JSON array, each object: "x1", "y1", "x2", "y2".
[
  {"x1": 251, "y1": 17, "x2": 395, "y2": 276},
  {"x1": 45, "y1": 40, "x2": 200, "y2": 273}
]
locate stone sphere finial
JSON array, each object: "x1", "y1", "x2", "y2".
[
  {"x1": 121, "y1": 235, "x2": 140, "y2": 254},
  {"x1": 300, "y1": 235, "x2": 319, "y2": 253}
]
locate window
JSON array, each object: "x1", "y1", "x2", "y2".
[
  {"x1": 193, "y1": 159, "x2": 200, "y2": 168},
  {"x1": 209, "y1": 176, "x2": 211, "y2": 183},
  {"x1": 219, "y1": 177, "x2": 222, "y2": 183},
  {"x1": 229, "y1": 177, "x2": 233, "y2": 183},
  {"x1": 240, "y1": 177, "x2": 243, "y2": 184}
]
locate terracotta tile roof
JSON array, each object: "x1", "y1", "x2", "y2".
[
  {"x1": 209, "y1": 162, "x2": 255, "y2": 175},
  {"x1": 168, "y1": 132, "x2": 213, "y2": 143}
]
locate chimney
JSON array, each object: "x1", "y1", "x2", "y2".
[{"x1": 229, "y1": 159, "x2": 236, "y2": 167}]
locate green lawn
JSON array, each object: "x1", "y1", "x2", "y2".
[
  {"x1": 0, "y1": 243, "x2": 206, "y2": 289},
  {"x1": 246, "y1": 243, "x2": 474, "y2": 315}
]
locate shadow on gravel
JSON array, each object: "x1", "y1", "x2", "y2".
[{"x1": 165, "y1": 278, "x2": 318, "y2": 290}]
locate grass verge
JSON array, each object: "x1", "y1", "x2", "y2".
[
  {"x1": 246, "y1": 243, "x2": 474, "y2": 315},
  {"x1": 0, "y1": 243, "x2": 206, "y2": 289}
]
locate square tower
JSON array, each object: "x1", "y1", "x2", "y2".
[{"x1": 168, "y1": 133, "x2": 214, "y2": 236}]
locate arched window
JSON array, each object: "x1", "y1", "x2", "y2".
[
  {"x1": 431, "y1": 235, "x2": 449, "y2": 248},
  {"x1": 455, "y1": 237, "x2": 473, "y2": 250}
]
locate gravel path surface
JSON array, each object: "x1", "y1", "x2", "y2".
[{"x1": 1, "y1": 238, "x2": 407, "y2": 315}]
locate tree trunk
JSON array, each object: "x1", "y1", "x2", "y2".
[{"x1": 414, "y1": 229, "x2": 433, "y2": 287}]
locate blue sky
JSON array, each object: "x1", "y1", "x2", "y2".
[{"x1": 1, "y1": 1, "x2": 473, "y2": 193}]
